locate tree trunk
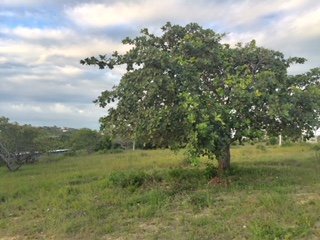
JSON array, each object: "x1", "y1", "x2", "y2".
[
  {"x1": 132, "y1": 140, "x2": 136, "y2": 151},
  {"x1": 217, "y1": 144, "x2": 231, "y2": 172},
  {"x1": 278, "y1": 134, "x2": 282, "y2": 146}
]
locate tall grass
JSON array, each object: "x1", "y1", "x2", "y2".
[{"x1": 0, "y1": 144, "x2": 319, "y2": 239}]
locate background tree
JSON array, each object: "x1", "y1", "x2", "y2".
[
  {"x1": 70, "y1": 128, "x2": 101, "y2": 153},
  {"x1": 81, "y1": 22, "x2": 320, "y2": 171},
  {"x1": 0, "y1": 117, "x2": 40, "y2": 153},
  {"x1": 0, "y1": 117, "x2": 80, "y2": 154}
]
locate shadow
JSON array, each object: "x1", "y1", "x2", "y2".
[{"x1": 227, "y1": 157, "x2": 319, "y2": 191}]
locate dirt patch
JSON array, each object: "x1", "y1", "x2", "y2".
[
  {"x1": 295, "y1": 193, "x2": 320, "y2": 205},
  {"x1": 208, "y1": 177, "x2": 230, "y2": 187},
  {"x1": 139, "y1": 221, "x2": 160, "y2": 232},
  {"x1": 0, "y1": 237, "x2": 23, "y2": 240}
]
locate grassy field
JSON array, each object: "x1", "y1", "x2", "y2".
[{"x1": 0, "y1": 144, "x2": 319, "y2": 239}]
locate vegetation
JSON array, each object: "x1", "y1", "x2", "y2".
[
  {"x1": 0, "y1": 117, "x2": 119, "y2": 158},
  {"x1": 1, "y1": 21, "x2": 319, "y2": 239},
  {"x1": 0, "y1": 144, "x2": 319, "y2": 239},
  {"x1": 81, "y1": 22, "x2": 320, "y2": 171}
]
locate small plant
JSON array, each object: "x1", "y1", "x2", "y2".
[
  {"x1": 268, "y1": 137, "x2": 278, "y2": 145},
  {"x1": 250, "y1": 222, "x2": 291, "y2": 240},
  {"x1": 189, "y1": 191, "x2": 210, "y2": 210},
  {"x1": 182, "y1": 156, "x2": 201, "y2": 167},
  {"x1": 204, "y1": 163, "x2": 218, "y2": 179}
]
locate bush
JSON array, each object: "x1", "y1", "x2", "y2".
[
  {"x1": 189, "y1": 192, "x2": 210, "y2": 210},
  {"x1": 204, "y1": 163, "x2": 218, "y2": 179},
  {"x1": 268, "y1": 137, "x2": 278, "y2": 145},
  {"x1": 182, "y1": 156, "x2": 200, "y2": 166}
]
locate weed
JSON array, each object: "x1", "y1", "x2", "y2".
[
  {"x1": 108, "y1": 170, "x2": 163, "y2": 188},
  {"x1": 183, "y1": 156, "x2": 201, "y2": 167},
  {"x1": 251, "y1": 222, "x2": 291, "y2": 240},
  {"x1": 188, "y1": 191, "x2": 210, "y2": 210},
  {"x1": 204, "y1": 163, "x2": 218, "y2": 179}
]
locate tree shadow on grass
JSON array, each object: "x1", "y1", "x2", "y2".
[
  {"x1": 228, "y1": 157, "x2": 319, "y2": 191},
  {"x1": 106, "y1": 156, "x2": 319, "y2": 194}
]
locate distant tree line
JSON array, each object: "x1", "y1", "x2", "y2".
[{"x1": 0, "y1": 117, "x2": 127, "y2": 158}]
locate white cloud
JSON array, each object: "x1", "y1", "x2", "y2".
[
  {"x1": 65, "y1": 1, "x2": 173, "y2": 28},
  {"x1": 222, "y1": 0, "x2": 312, "y2": 27},
  {"x1": 0, "y1": 10, "x2": 16, "y2": 17},
  {"x1": 278, "y1": 6, "x2": 320, "y2": 40},
  {"x1": 1, "y1": 102, "x2": 105, "y2": 128},
  {"x1": 56, "y1": 65, "x2": 83, "y2": 76},
  {"x1": 0, "y1": 56, "x2": 8, "y2": 64},
  {"x1": 0, "y1": 0, "x2": 41, "y2": 6},
  {"x1": 1, "y1": 0, "x2": 319, "y2": 129},
  {"x1": 0, "y1": 39, "x2": 47, "y2": 65},
  {"x1": 0, "y1": 32, "x2": 126, "y2": 67},
  {"x1": 10, "y1": 27, "x2": 74, "y2": 41},
  {"x1": 11, "y1": 103, "x2": 43, "y2": 113},
  {"x1": 221, "y1": 1, "x2": 320, "y2": 73},
  {"x1": 66, "y1": 0, "x2": 315, "y2": 29},
  {"x1": 50, "y1": 103, "x2": 74, "y2": 114}
]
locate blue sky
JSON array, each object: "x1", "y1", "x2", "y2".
[{"x1": 0, "y1": 0, "x2": 319, "y2": 129}]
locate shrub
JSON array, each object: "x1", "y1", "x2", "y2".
[
  {"x1": 182, "y1": 156, "x2": 200, "y2": 167},
  {"x1": 268, "y1": 137, "x2": 278, "y2": 145},
  {"x1": 204, "y1": 163, "x2": 218, "y2": 179}
]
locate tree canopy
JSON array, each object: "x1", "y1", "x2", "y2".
[{"x1": 81, "y1": 22, "x2": 320, "y2": 171}]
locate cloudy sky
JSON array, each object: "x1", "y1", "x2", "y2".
[{"x1": 0, "y1": 0, "x2": 319, "y2": 129}]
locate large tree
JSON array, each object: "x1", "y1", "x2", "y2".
[{"x1": 81, "y1": 23, "x2": 320, "y2": 171}]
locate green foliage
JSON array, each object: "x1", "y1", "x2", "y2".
[
  {"x1": 82, "y1": 22, "x2": 320, "y2": 171},
  {"x1": 70, "y1": 128, "x2": 101, "y2": 153},
  {"x1": 268, "y1": 136, "x2": 278, "y2": 145},
  {"x1": 0, "y1": 117, "x2": 40, "y2": 153},
  {"x1": 0, "y1": 117, "x2": 78, "y2": 154},
  {"x1": 183, "y1": 155, "x2": 201, "y2": 167}
]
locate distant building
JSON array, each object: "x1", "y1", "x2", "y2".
[{"x1": 48, "y1": 149, "x2": 70, "y2": 157}]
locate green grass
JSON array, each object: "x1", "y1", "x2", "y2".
[{"x1": 0, "y1": 145, "x2": 320, "y2": 239}]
